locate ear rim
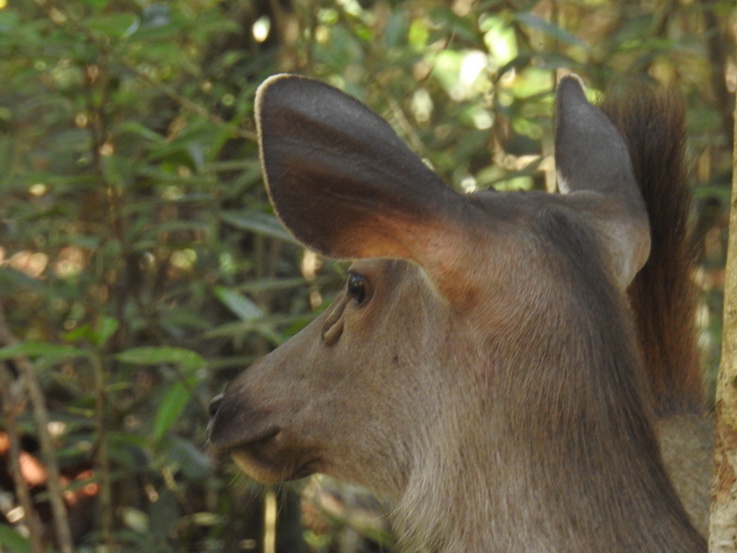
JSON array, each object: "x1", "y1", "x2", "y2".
[
  {"x1": 555, "y1": 74, "x2": 640, "y2": 200},
  {"x1": 254, "y1": 73, "x2": 489, "y2": 306},
  {"x1": 254, "y1": 73, "x2": 473, "y2": 260},
  {"x1": 554, "y1": 74, "x2": 651, "y2": 289}
]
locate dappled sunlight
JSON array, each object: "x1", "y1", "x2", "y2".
[
  {"x1": 5, "y1": 250, "x2": 49, "y2": 278},
  {"x1": 53, "y1": 246, "x2": 87, "y2": 279}
]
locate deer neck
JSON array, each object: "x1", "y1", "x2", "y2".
[{"x1": 391, "y1": 309, "x2": 704, "y2": 553}]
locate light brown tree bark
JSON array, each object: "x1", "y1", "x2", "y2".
[{"x1": 710, "y1": 84, "x2": 737, "y2": 553}]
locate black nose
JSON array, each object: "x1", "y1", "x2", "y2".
[{"x1": 208, "y1": 394, "x2": 224, "y2": 418}]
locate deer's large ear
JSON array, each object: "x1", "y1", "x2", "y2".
[
  {"x1": 256, "y1": 74, "x2": 479, "y2": 302},
  {"x1": 554, "y1": 75, "x2": 650, "y2": 288}
]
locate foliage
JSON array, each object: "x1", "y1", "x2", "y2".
[{"x1": 0, "y1": 0, "x2": 732, "y2": 551}]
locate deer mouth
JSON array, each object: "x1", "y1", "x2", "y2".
[
  {"x1": 231, "y1": 445, "x2": 320, "y2": 482},
  {"x1": 217, "y1": 427, "x2": 321, "y2": 483},
  {"x1": 208, "y1": 394, "x2": 321, "y2": 482}
]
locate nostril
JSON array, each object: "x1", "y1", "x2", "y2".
[{"x1": 208, "y1": 394, "x2": 224, "y2": 418}]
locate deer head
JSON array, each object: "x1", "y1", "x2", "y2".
[{"x1": 209, "y1": 74, "x2": 703, "y2": 552}]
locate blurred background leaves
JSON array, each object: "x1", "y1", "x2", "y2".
[{"x1": 0, "y1": 0, "x2": 733, "y2": 552}]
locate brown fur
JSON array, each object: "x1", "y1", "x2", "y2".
[
  {"x1": 209, "y1": 75, "x2": 707, "y2": 552},
  {"x1": 602, "y1": 86, "x2": 712, "y2": 534},
  {"x1": 603, "y1": 87, "x2": 703, "y2": 416}
]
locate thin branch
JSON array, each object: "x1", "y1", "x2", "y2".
[
  {"x1": 0, "y1": 306, "x2": 76, "y2": 553},
  {"x1": 0, "y1": 363, "x2": 45, "y2": 553},
  {"x1": 87, "y1": 349, "x2": 116, "y2": 553}
]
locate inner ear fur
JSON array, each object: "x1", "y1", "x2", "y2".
[{"x1": 256, "y1": 74, "x2": 482, "y2": 303}]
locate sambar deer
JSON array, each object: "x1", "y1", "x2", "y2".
[{"x1": 209, "y1": 74, "x2": 709, "y2": 552}]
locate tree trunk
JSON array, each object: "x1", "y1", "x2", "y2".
[{"x1": 710, "y1": 85, "x2": 737, "y2": 553}]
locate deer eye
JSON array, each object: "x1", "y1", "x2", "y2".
[{"x1": 346, "y1": 271, "x2": 370, "y2": 305}]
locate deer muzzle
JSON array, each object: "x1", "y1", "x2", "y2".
[{"x1": 208, "y1": 388, "x2": 322, "y2": 483}]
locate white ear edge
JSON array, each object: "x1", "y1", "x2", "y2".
[
  {"x1": 557, "y1": 173, "x2": 571, "y2": 194},
  {"x1": 602, "y1": 216, "x2": 651, "y2": 289}
]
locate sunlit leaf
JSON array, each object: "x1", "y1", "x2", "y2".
[
  {"x1": 86, "y1": 13, "x2": 139, "y2": 38},
  {"x1": 213, "y1": 286, "x2": 263, "y2": 321},
  {"x1": 121, "y1": 507, "x2": 148, "y2": 533}
]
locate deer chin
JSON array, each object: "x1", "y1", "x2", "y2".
[
  {"x1": 227, "y1": 430, "x2": 322, "y2": 484},
  {"x1": 207, "y1": 395, "x2": 320, "y2": 481}
]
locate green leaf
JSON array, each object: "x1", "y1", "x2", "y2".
[
  {"x1": 239, "y1": 277, "x2": 309, "y2": 294},
  {"x1": 106, "y1": 431, "x2": 151, "y2": 468},
  {"x1": 161, "y1": 436, "x2": 212, "y2": 480},
  {"x1": 64, "y1": 317, "x2": 119, "y2": 346},
  {"x1": 220, "y1": 210, "x2": 298, "y2": 244},
  {"x1": 78, "y1": 0, "x2": 109, "y2": 10},
  {"x1": 116, "y1": 349, "x2": 204, "y2": 443},
  {"x1": 205, "y1": 320, "x2": 286, "y2": 346},
  {"x1": 213, "y1": 286, "x2": 264, "y2": 322},
  {"x1": 115, "y1": 347, "x2": 203, "y2": 371},
  {"x1": 0, "y1": 524, "x2": 31, "y2": 553},
  {"x1": 514, "y1": 13, "x2": 586, "y2": 48},
  {"x1": 86, "y1": 13, "x2": 139, "y2": 39},
  {"x1": 114, "y1": 121, "x2": 167, "y2": 145},
  {"x1": 0, "y1": 267, "x2": 45, "y2": 293},
  {"x1": 0, "y1": 342, "x2": 91, "y2": 361},
  {"x1": 94, "y1": 316, "x2": 120, "y2": 346},
  {"x1": 0, "y1": 10, "x2": 20, "y2": 34},
  {"x1": 153, "y1": 378, "x2": 195, "y2": 441}
]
